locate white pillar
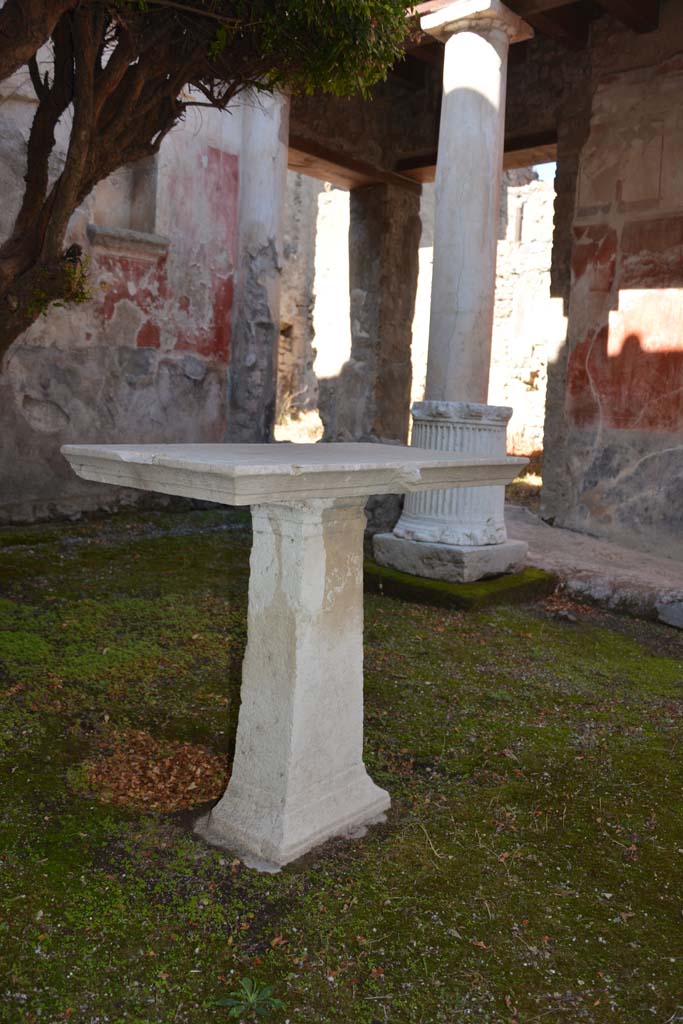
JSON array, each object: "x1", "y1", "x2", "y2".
[
  {"x1": 227, "y1": 92, "x2": 290, "y2": 442},
  {"x1": 374, "y1": 1, "x2": 531, "y2": 583},
  {"x1": 197, "y1": 497, "x2": 390, "y2": 870}
]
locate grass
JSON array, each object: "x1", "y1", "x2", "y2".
[{"x1": 1, "y1": 508, "x2": 682, "y2": 1023}]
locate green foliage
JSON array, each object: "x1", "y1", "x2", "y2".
[
  {"x1": 210, "y1": 25, "x2": 229, "y2": 61},
  {"x1": 54, "y1": 255, "x2": 92, "y2": 310},
  {"x1": 122, "y1": 0, "x2": 409, "y2": 98},
  {"x1": 213, "y1": 977, "x2": 285, "y2": 1018},
  {"x1": 241, "y1": 0, "x2": 409, "y2": 97},
  {"x1": 25, "y1": 255, "x2": 91, "y2": 320}
]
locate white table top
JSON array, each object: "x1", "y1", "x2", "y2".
[{"x1": 62, "y1": 442, "x2": 526, "y2": 506}]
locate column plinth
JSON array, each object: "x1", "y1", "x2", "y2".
[
  {"x1": 196, "y1": 497, "x2": 389, "y2": 870},
  {"x1": 395, "y1": 401, "x2": 510, "y2": 545},
  {"x1": 374, "y1": 402, "x2": 527, "y2": 582}
]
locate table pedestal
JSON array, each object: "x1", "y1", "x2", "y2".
[
  {"x1": 62, "y1": 440, "x2": 525, "y2": 869},
  {"x1": 196, "y1": 497, "x2": 389, "y2": 869}
]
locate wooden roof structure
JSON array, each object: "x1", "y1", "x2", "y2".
[
  {"x1": 411, "y1": 0, "x2": 660, "y2": 50},
  {"x1": 288, "y1": 0, "x2": 661, "y2": 189}
]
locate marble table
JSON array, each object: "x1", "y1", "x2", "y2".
[{"x1": 62, "y1": 442, "x2": 525, "y2": 870}]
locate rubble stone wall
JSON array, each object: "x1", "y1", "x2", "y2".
[{"x1": 277, "y1": 173, "x2": 324, "y2": 422}]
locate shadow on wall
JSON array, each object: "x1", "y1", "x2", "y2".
[
  {"x1": 544, "y1": 281, "x2": 683, "y2": 559},
  {"x1": 541, "y1": 31, "x2": 683, "y2": 560},
  {"x1": 568, "y1": 330, "x2": 683, "y2": 433}
]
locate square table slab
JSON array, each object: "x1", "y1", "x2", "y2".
[{"x1": 63, "y1": 443, "x2": 525, "y2": 870}]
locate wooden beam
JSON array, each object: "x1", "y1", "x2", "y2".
[
  {"x1": 414, "y1": 0, "x2": 658, "y2": 37},
  {"x1": 594, "y1": 0, "x2": 659, "y2": 32},
  {"x1": 522, "y1": 3, "x2": 590, "y2": 47},
  {"x1": 504, "y1": 139, "x2": 557, "y2": 169},
  {"x1": 508, "y1": 0, "x2": 584, "y2": 13},
  {"x1": 414, "y1": 0, "x2": 590, "y2": 47},
  {"x1": 404, "y1": 39, "x2": 443, "y2": 66},
  {"x1": 395, "y1": 130, "x2": 558, "y2": 183},
  {"x1": 288, "y1": 135, "x2": 421, "y2": 194}
]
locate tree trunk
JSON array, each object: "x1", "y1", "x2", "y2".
[{"x1": 0, "y1": 255, "x2": 87, "y2": 365}]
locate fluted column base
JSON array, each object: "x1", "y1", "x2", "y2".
[{"x1": 373, "y1": 401, "x2": 527, "y2": 583}]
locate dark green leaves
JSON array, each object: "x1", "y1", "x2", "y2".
[{"x1": 213, "y1": 976, "x2": 286, "y2": 1019}]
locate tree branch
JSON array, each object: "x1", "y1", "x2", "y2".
[
  {"x1": 0, "y1": 0, "x2": 78, "y2": 82},
  {"x1": 27, "y1": 55, "x2": 48, "y2": 100},
  {"x1": 0, "y1": 19, "x2": 75, "y2": 295},
  {"x1": 42, "y1": 10, "x2": 98, "y2": 260}
]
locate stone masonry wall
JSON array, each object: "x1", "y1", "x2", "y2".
[
  {"x1": 319, "y1": 182, "x2": 421, "y2": 447},
  {"x1": 541, "y1": 1, "x2": 683, "y2": 560},
  {"x1": 226, "y1": 94, "x2": 290, "y2": 444},
  {"x1": 277, "y1": 173, "x2": 324, "y2": 423}
]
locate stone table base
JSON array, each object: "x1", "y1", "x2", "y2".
[
  {"x1": 62, "y1": 441, "x2": 524, "y2": 869},
  {"x1": 373, "y1": 532, "x2": 527, "y2": 584},
  {"x1": 196, "y1": 497, "x2": 389, "y2": 870}
]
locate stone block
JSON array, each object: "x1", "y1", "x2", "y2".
[{"x1": 373, "y1": 532, "x2": 527, "y2": 583}]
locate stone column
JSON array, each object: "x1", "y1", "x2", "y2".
[
  {"x1": 320, "y1": 181, "x2": 421, "y2": 446},
  {"x1": 197, "y1": 497, "x2": 390, "y2": 870},
  {"x1": 227, "y1": 92, "x2": 290, "y2": 442},
  {"x1": 320, "y1": 181, "x2": 422, "y2": 533},
  {"x1": 374, "y1": 1, "x2": 531, "y2": 582}
]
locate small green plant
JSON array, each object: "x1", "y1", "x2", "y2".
[
  {"x1": 24, "y1": 254, "x2": 92, "y2": 320},
  {"x1": 213, "y1": 978, "x2": 285, "y2": 1019},
  {"x1": 55, "y1": 254, "x2": 92, "y2": 309}
]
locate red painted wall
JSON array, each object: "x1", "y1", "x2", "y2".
[
  {"x1": 91, "y1": 145, "x2": 239, "y2": 366},
  {"x1": 565, "y1": 51, "x2": 683, "y2": 439},
  {"x1": 567, "y1": 222, "x2": 683, "y2": 432}
]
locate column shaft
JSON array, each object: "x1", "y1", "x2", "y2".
[
  {"x1": 426, "y1": 28, "x2": 510, "y2": 404},
  {"x1": 227, "y1": 92, "x2": 290, "y2": 442}
]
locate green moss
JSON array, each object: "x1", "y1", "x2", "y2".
[
  {"x1": 0, "y1": 628, "x2": 52, "y2": 666},
  {"x1": 1, "y1": 510, "x2": 682, "y2": 1023},
  {"x1": 364, "y1": 559, "x2": 557, "y2": 609}
]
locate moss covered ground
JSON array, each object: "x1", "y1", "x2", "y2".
[{"x1": 1, "y1": 509, "x2": 682, "y2": 1024}]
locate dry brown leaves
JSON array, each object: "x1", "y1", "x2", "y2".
[
  {"x1": 83, "y1": 729, "x2": 229, "y2": 812},
  {"x1": 541, "y1": 593, "x2": 599, "y2": 618}
]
